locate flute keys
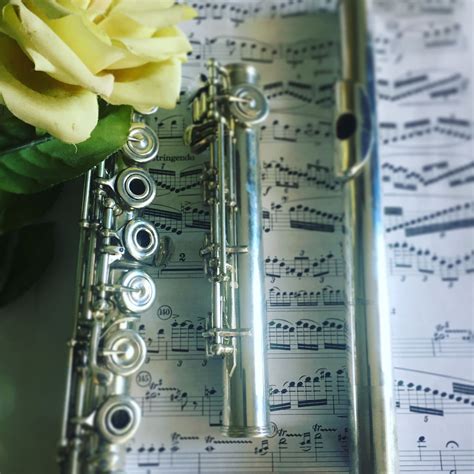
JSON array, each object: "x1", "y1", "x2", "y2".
[
  {"x1": 229, "y1": 84, "x2": 269, "y2": 125},
  {"x1": 103, "y1": 329, "x2": 147, "y2": 376},
  {"x1": 124, "y1": 219, "x2": 159, "y2": 262},
  {"x1": 122, "y1": 123, "x2": 159, "y2": 164},
  {"x1": 95, "y1": 395, "x2": 141, "y2": 444},
  {"x1": 116, "y1": 167, "x2": 156, "y2": 209},
  {"x1": 119, "y1": 270, "x2": 156, "y2": 313}
]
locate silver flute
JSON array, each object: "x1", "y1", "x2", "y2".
[
  {"x1": 58, "y1": 112, "x2": 163, "y2": 473},
  {"x1": 335, "y1": 0, "x2": 399, "y2": 472},
  {"x1": 185, "y1": 60, "x2": 271, "y2": 437}
]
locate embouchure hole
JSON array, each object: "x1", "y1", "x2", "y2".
[
  {"x1": 336, "y1": 113, "x2": 357, "y2": 140},
  {"x1": 110, "y1": 408, "x2": 132, "y2": 431},
  {"x1": 136, "y1": 229, "x2": 152, "y2": 248},
  {"x1": 128, "y1": 177, "x2": 147, "y2": 197}
]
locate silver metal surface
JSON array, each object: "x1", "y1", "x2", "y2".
[
  {"x1": 122, "y1": 123, "x2": 159, "y2": 164},
  {"x1": 58, "y1": 112, "x2": 161, "y2": 473},
  {"x1": 335, "y1": 1, "x2": 399, "y2": 472},
  {"x1": 123, "y1": 219, "x2": 159, "y2": 263},
  {"x1": 185, "y1": 60, "x2": 270, "y2": 437}
]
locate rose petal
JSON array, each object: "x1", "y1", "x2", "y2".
[
  {"x1": 1, "y1": 2, "x2": 114, "y2": 96},
  {"x1": 43, "y1": 13, "x2": 125, "y2": 73},
  {"x1": 106, "y1": 59, "x2": 181, "y2": 111},
  {"x1": 114, "y1": 0, "x2": 175, "y2": 12},
  {"x1": 0, "y1": 33, "x2": 98, "y2": 144},
  {"x1": 97, "y1": 11, "x2": 155, "y2": 41},
  {"x1": 109, "y1": 26, "x2": 191, "y2": 70},
  {"x1": 112, "y1": 3, "x2": 196, "y2": 30}
]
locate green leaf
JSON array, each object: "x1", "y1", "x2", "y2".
[
  {"x1": 0, "y1": 222, "x2": 55, "y2": 308},
  {"x1": 0, "y1": 186, "x2": 61, "y2": 234},
  {"x1": 0, "y1": 105, "x2": 132, "y2": 194}
]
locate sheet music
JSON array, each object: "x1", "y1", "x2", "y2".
[{"x1": 126, "y1": 1, "x2": 474, "y2": 472}]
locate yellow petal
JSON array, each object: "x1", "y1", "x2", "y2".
[
  {"x1": 108, "y1": 26, "x2": 191, "y2": 70},
  {"x1": 106, "y1": 59, "x2": 181, "y2": 111},
  {"x1": 112, "y1": 4, "x2": 196, "y2": 30},
  {"x1": 43, "y1": 13, "x2": 125, "y2": 73},
  {"x1": 114, "y1": 0, "x2": 175, "y2": 12},
  {"x1": 97, "y1": 11, "x2": 155, "y2": 40},
  {"x1": 0, "y1": 34, "x2": 98, "y2": 144},
  {"x1": 1, "y1": 2, "x2": 114, "y2": 96},
  {"x1": 86, "y1": 0, "x2": 114, "y2": 20},
  {"x1": 22, "y1": 0, "x2": 75, "y2": 18}
]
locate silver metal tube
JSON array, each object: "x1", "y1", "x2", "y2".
[
  {"x1": 335, "y1": 0, "x2": 399, "y2": 472},
  {"x1": 185, "y1": 60, "x2": 270, "y2": 437},
  {"x1": 222, "y1": 123, "x2": 269, "y2": 436}
]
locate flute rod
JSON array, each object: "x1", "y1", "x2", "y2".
[{"x1": 337, "y1": 0, "x2": 399, "y2": 472}]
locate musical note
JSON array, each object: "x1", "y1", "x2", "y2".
[
  {"x1": 270, "y1": 368, "x2": 348, "y2": 416},
  {"x1": 268, "y1": 286, "x2": 345, "y2": 311},
  {"x1": 395, "y1": 379, "x2": 474, "y2": 416},
  {"x1": 268, "y1": 317, "x2": 347, "y2": 357},
  {"x1": 263, "y1": 77, "x2": 336, "y2": 108},
  {"x1": 262, "y1": 158, "x2": 342, "y2": 193},
  {"x1": 189, "y1": 1, "x2": 339, "y2": 27},
  {"x1": 149, "y1": 166, "x2": 202, "y2": 194},
  {"x1": 394, "y1": 321, "x2": 474, "y2": 358},
  {"x1": 185, "y1": 36, "x2": 337, "y2": 68},
  {"x1": 378, "y1": 116, "x2": 472, "y2": 148},
  {"x1": 375, "y1": 20, "x2": 466, "y2": 63},
  {"x1": 374, "y1": 0, "x2": 464, "y2": 16},
  {"x1": 387, "y1": 241, "x2": 474, "y2": 282},
  {"x1": 377, "y1": 70, "x2": 468, "y2": 103},
  {"x1": 144, "y1": 204, "x2": 210, "y2": 235},
  {"x1": 382, "y1": 156, "x2": 474, "y2": 192},
  {"x1": 385, "y1": 201, "x2": 474, "y2": 237},
  {"x1": 263, "y1": 203, "x2": 344, "y2": 233},
  {"x1": 265, "y1": 252, "x2": 343, "y2": 280}
]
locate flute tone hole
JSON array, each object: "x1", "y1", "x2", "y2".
[
  {"x1": 336, "y1": 113, "x2": 357, "y2": 140},
  {"x1": 110, "y1": 408, "x2": 132, "y2": 431},
  {"x1": 128, "y1": 177, "x2": 147, "y2": 197},
  {"x1": 136, "y1": 229, "x2": 152, "y2": 248}
]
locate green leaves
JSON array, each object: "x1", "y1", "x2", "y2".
[{"x1": 0, "y1": 104, "x2": 132, "y2": 194}]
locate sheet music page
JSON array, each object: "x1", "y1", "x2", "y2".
[{"x1": 125, "y1": 1, "x2": 474, "y2": 472}]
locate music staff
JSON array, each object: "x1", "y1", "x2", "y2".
[
  {"x1": 395, "y1": 379, "x2": 474, "y2": 417},
  {"x1": 263, "y1": 78, "x2": 335, "y2": 108},
  {"x1": 144, "y1": 202, "x2": 343, "y2": 235},
  {"x1": 382, "y1": 158, "x2": 474, "y2": 192},
  {"x1": 377, "y1": 71, "x2": 468, "y2": 103},
  {"x1": 140, "y1": 317, "x2": 473, "y2": 365},
  {"x1": 149, "y1": 166, "x2": 202, "y2": 195},
  {"x1": 379, "y1": 116, "x2": 472, "y2": 147},
  {"x1": 384, "y1": 201, "x2": 474, "y2": 237},
  {"x1": 265, "y1": 253, "x2": 343, "y2": 280},
  {"x1": 268, "y1": 286, "x2": 345, "y2": 311},
  {"x1": 394, "y1": 321, "x2": 474, "y2": 358},
  {"x1": 155, "y1": 114, "x2": 333, "y2": 147},
  {"x1": 374, "y1": 0, "x2": 464, "y2": 17},
  {"x1": 185, "y1": 36, "x2": 337, "y2": 67},
  {"x1": 136, "y1": 372, "x2": 474, "y2": 426},
  {"x1": 388, "y1": 241, "x2": 474, "y2": 282},
  {"x1": 140, "y1": 317, "x2": 346, "y2": 365},
  {"x1": 262, "y1": 158, "x2": 342, "y2": 193},
  {"x1": 189, "y1": 0, "x2": 339, "y2": 27},
  {"x1": 375, "y1": 20, "x2": 465, "y2": 63},
  {"x1": 263, "y1": 203, "x2": 344, "y2": 233}
]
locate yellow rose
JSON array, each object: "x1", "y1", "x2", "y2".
[{"x1": 0, "y1": 0, "x2": 195, "y2": 143}]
